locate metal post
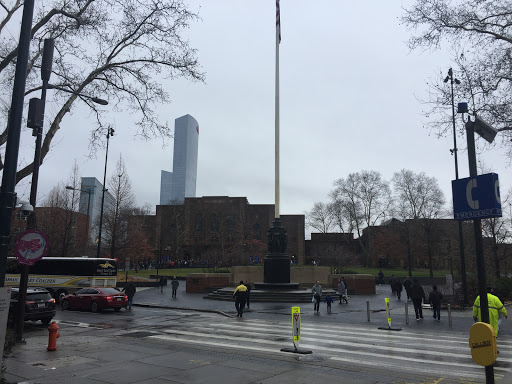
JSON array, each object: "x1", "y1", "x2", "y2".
[
  {"x1": 405, "y1": 301, "x2": 409, "y2": 325},
  {"x1": 448, "y1": 304, "x2": 452, "y2": 328},
  {"x1": 0, "y1": 0, "x2": 35, "y2": 288},
  {"x1": 366, "y1": 300, "x2": 370, "y2": 322},
  {"x1": 15, "y1": 37, "x2": 53, "y2": 343},
  {"x1": 96, "y1": 128, "x2": 113, "y2": 258},
  {"x1": 466, "y1": 119, "x2": 493, "y2": 384},
  {"x1": 448, "y1": 68, "x2": 468, "y2": 307}
]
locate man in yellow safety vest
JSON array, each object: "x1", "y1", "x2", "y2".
[
  {"x1": 233, "y1": 280, "x2": 248, "y2": 317},
  {"x1": 473, "y1": 287, "x2": 508, "y2": 336}
]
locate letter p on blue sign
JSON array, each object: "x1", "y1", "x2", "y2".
[{"x1": 452, "y1": 173, "x2": 502, "y2": 220}]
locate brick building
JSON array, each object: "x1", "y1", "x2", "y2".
[{"x1": 130, "y1": 196, "x2": 305, "y2": 265}]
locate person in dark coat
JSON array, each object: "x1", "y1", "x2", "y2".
[
  {"x1": 393, "y1": 278, "x2": 403, "y2": 300},
  {"x1": 403, "y1": 276, "x2": 413, "y2": 300},
  {"x1": 378, "y1": 270, "x2": 384, "y2": 285},
  {"x1": 246, "y1": 283, "x2": 251, "y2": 309},
  {"x1": 171, "y1": 277, "x2": 179, "y2": 298},
  {"x1": 159, "y1": 276, "x2": 166, "y2": 293},
  {"x1": 389, "y1": 275, "x2": 396, "y2": 295},
  {"x1": 428, "y1": 285, "x2": 443, "y2": 321},
  {"x1": 409, "y1": 279, "x2": 426, "y2": 320},
  {"x1": 122, "y1": 282, "x2": 136, "y2": 311}
]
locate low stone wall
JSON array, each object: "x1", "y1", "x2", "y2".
[
  {"x1": 330, "y1": 274, "x2": 376, "y2": 295},
  {"x1": 186, "y1": 273, "x2": 230, "y2": 293},
  {"x1": 231, "y1": 266, "x2": 263, "y2": 285},
  {"x1": 291, "y1": 267, "x2": 331, "y2": 285},
  {"x1": 230, "y1": 266, "x2": 332, "y2": 286}
]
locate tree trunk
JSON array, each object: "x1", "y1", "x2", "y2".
[{"x1": 494, "y1": 249, "x2": 501, "y2": 279}]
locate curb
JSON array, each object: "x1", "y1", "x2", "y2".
[{"x1": 133, "y1": 303, "x2": 234, "y2": 318}]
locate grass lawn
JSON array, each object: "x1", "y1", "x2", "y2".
[
  {"x1": 119, "y1": 266, "x2": 448, "y2": 280},
  {"x1": 341, "y1": 267, "x2": 450, "y2": 278},
  {"x1": 119, "y1": 267, "x2": 231, "y2": 280}
]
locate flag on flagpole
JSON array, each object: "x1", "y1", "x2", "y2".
[{"x1": 276, "y1": 0, "x2": 281, "y2": 43}]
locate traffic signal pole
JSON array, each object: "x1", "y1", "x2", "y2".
[{"x1": 466, "y1": 120, "x2": 493, "y2": 383}]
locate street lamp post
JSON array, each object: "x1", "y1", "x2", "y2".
[
  {"x1": 444, "y1": 68, "x2": 468, "y2": 306},
  {"x1": 96, "y1": 127, "x2": 115, "y2": 258},
  {"x1": 66, "y1": 186, "x2": 92, "y2": 256}
]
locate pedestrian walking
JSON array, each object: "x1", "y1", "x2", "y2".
[
  {"x1": 159, "y1": 276, "x2": 166, "y2": 293},
  {"x1": 324, "y1": 294, "x2": 334, "y2": 313},
  {"x1": 246, "y1": 283, "x2": 251, "y2": 310},
  {"x1": 122, "y1": 282, "x2": 136, "y2": 311},
  {"x1": 393, "y1": 278, "x2": 403, "y2": 300},
  {"x1": 171, "y1": 276, "x2": 179, "y2": 298},
  {"x1": 338, "y1": 277, "x2": 348, "y2": 304},
  {"x1": 312, "y1": 280, "x2": 322, "y2": 314},
  {"x1": 378, "y1": 270, "x2": 384, "y2": 285},
  {"x1": 409, "y1": 278, "x2": 426, "y2": 320},
  {"x1": 233, "y1": 280, "x2": 248, "y2": 317},
  {"x1": 403, "y1": 276, "x2": 412, "y2": 300},
  {"x1": 389, "y1": 274, "x2": 396, "y2": 296},
  {"x1": 473, "y1": 287, "x2": 508, "y2": 336},
  {"x1": 428, "y1": 285, "x2": 443, "y2": 321}
]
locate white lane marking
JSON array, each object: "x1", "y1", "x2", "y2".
[
  {"x1": 54, "y1": 320, "x2": 102, "y2": 329},
  {"x1": 149, "y1": 333, "x2": 511, "y2": 378},
  {"x1": 218, "y1": 319, "x2": 512, "y2": 350},
  {"x1": 230, "y1": 318, "x2": 482, "y2": 342},
  {"x1": 160, "y1": 328, "x2": 481, "y2": 364},
  {"x1": 205, "y1": 323, "x2": 512, "y2": 358}
]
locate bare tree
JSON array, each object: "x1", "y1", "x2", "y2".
[
  {"x1": 482, "y1": 188, "x2": 512, "y2": 278},
  {"x1": 331, "y1": 170, "x2": 392, "y2": 265},
  {"x1": 0, "y1": 0, "x2": 204, "y2": 179},
  {"x1": 39, "y1": 162, "x2": 82, "y2": 256},
  {"x1": 401, "y1": 0, "x2": 512, "y2": 157},
  {"x1": 101, "y1": 156, "x2": 135, "y2": 258},
  {"x1": 306, "y1": 202, "x2": 334, "y2": 234},
  {"x1": 327, "y1": 198, "x2": 355, "y2": 234},
  {"x1": 392, "y1": 169, "x2": 446, "y2": 277}
]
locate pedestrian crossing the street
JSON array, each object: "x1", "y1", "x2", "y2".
[{"x1": 134, "y1": 315, "x2": 512, "y2": 382}]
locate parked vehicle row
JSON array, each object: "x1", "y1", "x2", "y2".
[
  {"x1": 61, "y1": 287, "x2": 128, "y2": 312},
  {"x1": 7, "y1": 286, "x2": 128, "y2": 326},
  {"x1": 8, "y1": 288, "x2": 56, "y2": 325}
]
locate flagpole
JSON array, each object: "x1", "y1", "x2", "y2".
[{"x1": 275, "y1": 0, "x2": 280, "y2": 219}]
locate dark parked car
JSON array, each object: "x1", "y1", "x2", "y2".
[
  {"x1": 61, "y1": 287, "x2": 128, "y2": 312},
  {"x1": 8, "y1": 287, "x2": 56, "y2": 325}
]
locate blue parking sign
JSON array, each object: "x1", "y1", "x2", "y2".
[{"x1": 452, "y1": 173, "x2": 502, "y2": 220}]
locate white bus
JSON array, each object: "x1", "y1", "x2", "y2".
[{"x1": 6, "y1": 257, "x2": 118, "y2": 302}]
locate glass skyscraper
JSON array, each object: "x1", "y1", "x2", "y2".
[{"x1": 160, "y1": 114, "x2": 199, "y2": 204}]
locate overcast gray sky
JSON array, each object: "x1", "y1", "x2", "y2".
[{"x1": 14, "y1": 0, "x2": 509, "y2": 237}]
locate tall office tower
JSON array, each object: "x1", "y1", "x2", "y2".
[
  {"x1": 79, "y1": 177, "x2": 114, "y2": 243},
  {"x1": 160, "y1": 114, "x2": 199, "y2": 204}
]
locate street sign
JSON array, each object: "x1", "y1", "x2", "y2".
[
  {"x1": 292, "y1": 306, "x2": 300, "y2": 349},
  {"x1": 469, "y1": 322, "x2": 497, "y2": 366},
  {"x1": 14, "y1": 229, "x2": 49, "y2": 266},
  {"x1": 125, "y1": 257, "x2": 130, "y2": 272},
  {"x1": 452, "y1": 173, "x2": 502, "y2": 220},
  {"x1": 385, "y1": 298, "x2": 391, "y2": 328}
]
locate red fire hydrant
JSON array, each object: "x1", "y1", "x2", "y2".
[{"x1": 47, "y1": 321, "x2": 60, "y2": 351}]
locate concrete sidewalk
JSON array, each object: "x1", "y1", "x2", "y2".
[
  {"x1": 135, "y1": 282, "x2": 478, "y2": 333},
  {"x1": 1, "y1": 283, "x2": 498, "y2": 384}
]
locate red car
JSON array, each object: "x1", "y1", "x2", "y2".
[{"x1": 61, "y1": 287, "x2": 128, "y2": 312}]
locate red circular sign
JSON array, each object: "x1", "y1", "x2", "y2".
[{"x1": 14, "y1": 229, "x2": 49, "y2": 266}]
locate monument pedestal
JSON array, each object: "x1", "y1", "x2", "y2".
[{"x1": 255, "y1": 218, "x2": 299, "y2": 290}]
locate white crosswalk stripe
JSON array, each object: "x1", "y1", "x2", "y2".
[{"x1": 136, "y1": 316, "x2": 512, "y2": 381}]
